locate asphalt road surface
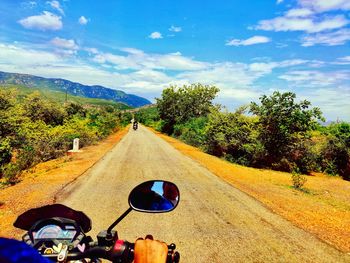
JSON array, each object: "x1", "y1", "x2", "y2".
[{"x1": 58, "y1": 125, "x2": 350, "y2": 262}]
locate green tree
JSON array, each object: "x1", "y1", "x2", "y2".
[
  {"x1": 156, "y1": 83, "x2": 219, "y2": 134},
  {"x1": 23, "y1": 92, "x2": 67, "y2": 126},
  {"x1": 65, "y1": 102, "x2": 87, "y2": 117},
  {"x1": 205, "y1": 106, "x2": 263, "y2": 166},
  {"x1": 134, "y1": 107, "x2": 160, "y2": 126},
  {"x1": 321, "y1": 122, "x2": 350, "y2": 179},
  {"x1": 250, "y1": 91, "x2": 324, "y2": 172},
  {"x1": 173, "y1": 116, "x2": 208, "y2": 147},
  {"x1": 0, "y1": 88, "x2": 125, "y2": 184}
]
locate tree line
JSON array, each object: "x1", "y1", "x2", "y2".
[
  {"x1": 0, "y1": 88, "x2": 128, "y2": 186},
  {"x1": 135, "y1": 84, "x2": 350, "y2": 180}
]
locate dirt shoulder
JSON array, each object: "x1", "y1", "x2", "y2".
[
  {"x1": 150, "y1": 128, "x2": 350, "y2": 253},
  {"x1": 0, "y1": 126, "x2": 129, "y2": 239}
]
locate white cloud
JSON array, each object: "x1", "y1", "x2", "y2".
[
  {"x1": 47, "y1": 1, "x2": 64, "y2": 15},
  {"x1": 78, "y1": 16, "x2": 88, "y2": 25},
  {"x1": 256, "y1": 15, "x2": 348, "y2": 33},
  {"x1": 22, "y1": 1, "x2": 37, "y2": 9},
  {"x1": 278, "y1": 69, "x2": 350, "y2": 120},
  {"x1": 338, "y1": 56, "x2": 350, "y2": 62},
  {"x1": 226, "y1": 36, "x2": 271, "y2": 46},
  {"x1": 149, "y1": 32, "x2": 163, "y2": 39},
  {"x1": 0, "y1": 43, "x2": 60, "y2": 67},
  {"x1": 331, "y1": 56, "x2": 350, "y2": 65},
  {"x1": 119, "y1": 47, "x2": 145, "y2": 55},
  {"x1": 0, "y1": 41, "x2": 349, "y2": 120},
  {"x1": 298, "y1": 0, "x2": 350, "y2": 13},
  {"x1": 285, "y1": 8, "x2": 313, "y2": 17},
  {"x1": 169, "y1": 25, "x2": 182, "y2": 32},
  {"x1": 92, "y1": 49, "x2": 208, "y2": 71},
  {"x1": 247, "y1": 59, "x2": 308, "y2": 76},
  {"x1": 0, "y1": 43, "x2": 128, "y2": 90},
  {"x1": 277, "y1": 0, "x2": 284, "y2": 4},
  {"x1": 155, "y1": 53, "x2": 208, "y2": 71},
  {"x1": 177, "y1": 62, "x2": 261, "y2": 100},
  {"x1": 93, "y1": 53, "x2": 138, "y2": 69},
  {"x1": 84, "y1": 47, "x2": 99, "y2": 54},
  {"x1": 299, "y1": 87, "x2": 350, "y2": 121},
  {"x1": 18, "y1": 11, "x2": 62, "y2": 31},
  {"x1": 301, "y1": 28, "x2": 350, "y2": 46},
  {"x1": 279, "y1": 70, "x2": 350, "y2": 86},
  {"x1": 51, "y1": 37, "x2": 78, "y2": 50}
]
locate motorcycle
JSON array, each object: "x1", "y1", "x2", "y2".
[
  {"x1": 133, "y1": 122, "x2": 138, "y2": 130},
  {"x1": 13, "y1": 180, "x2": 180, "y2": 263}
]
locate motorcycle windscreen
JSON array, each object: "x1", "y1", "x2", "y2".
[{"x1": 14, "y1": 204, "x2": 91, "y2": 233}]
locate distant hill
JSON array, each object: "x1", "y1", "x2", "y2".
[
  {"x1": 1, "y1": 84, "x2": 132, "y2": 110},
  {"x1": 0, "y1": 71, "x2": 151, "y2": 108}
]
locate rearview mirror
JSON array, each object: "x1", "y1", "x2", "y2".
[{"x1": 129, "y1": 180, "x2": 180, "y2": 213}]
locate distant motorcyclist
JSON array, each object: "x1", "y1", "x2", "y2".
[{"x1": 133, "y1": 120, "x2": 138, "y2": 130}]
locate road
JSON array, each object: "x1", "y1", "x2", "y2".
[{"x1": 57, "y1": 125, "x2": 349, "y2": 262}]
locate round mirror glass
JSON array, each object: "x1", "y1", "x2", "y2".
[{"x1": 129, "y1": 180, "x2": 180, "y2": 213}]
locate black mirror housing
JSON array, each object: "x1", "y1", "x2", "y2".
[{"x1": 128, "y1": 180, "x2": 180, "y2": 213}]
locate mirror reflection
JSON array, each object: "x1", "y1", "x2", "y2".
[{"x1": 129, "y1": 181, "x2": 179, "y2": 212}]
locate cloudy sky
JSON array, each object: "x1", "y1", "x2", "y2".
[{"x1": 0, "y1": 0, "x2": 349, "y2": 121}]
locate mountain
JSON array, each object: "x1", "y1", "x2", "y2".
[{"x1": 0, "y1": 71, "x2": 151, "y2": 108}]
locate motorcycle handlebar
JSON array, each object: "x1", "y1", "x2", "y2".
[
  {"x1": 110, "y1": 240, "x2": 180, "y2": 263},
  {"x1": 42, "y1": 240, "x2": 180, "y2": 263}
]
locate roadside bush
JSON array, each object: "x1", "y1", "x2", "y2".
[
  {"x1": 1, "y1": 163, "x2": 20, "y2": 185},
  {"x1": 320, "y1": 123, "x2": 350, "y2": 180},
  {"x1": 23, "y1": 92, "x2": 67, "y2": 126},
  {"x1": 0, "y1": 163, "x2": 21, "y2": 185},
  {"x1": 64, "y1": 116, "x2": 99, "y2": 148},
  {"x1": 291, "y1": 169, "x2": 307, "y2": 189},
  {"x1": 272, "y1": 157, "x2": 296, "y2": 173},
  {"x1": 65, "y1": 102, "x2": 87, "y2": 117},
  {"x1": 205, "y1": 107, "x2": 261, "y2": 166},
  {"x1": 0, "y1": 88, "x2": 124, "y2": 185},
  {"x1": 121, "y1": 112, "x2": 133, "y2": 126},
  {"x1": 323, "y1": 160, "x2": 338, "y2": 176},
  {"x1": 289, "y1": 138, "x2": 319, "y2": 174},
  {"x1": 0, "y1": 138, "x2": 12, "y2": 166},
  {"x1": 250, "y1": 91, "x2": 323, "y2": 170},
  {"x1": 134, "y1": 107, "x2": 160, "y2": 127},
  {"x1": 88, "y1": 108, "x2": 120, "y2": 137},
  {"x1": 156, "y1": 83, "x2": 219, "y2": 134},
  {"x1": 173, "y1": 117, "x2": 208, "y2": 147}
]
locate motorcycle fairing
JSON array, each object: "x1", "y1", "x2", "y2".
[{"x1": 14, "y1": 204, "x2": 91, "y2": 233}]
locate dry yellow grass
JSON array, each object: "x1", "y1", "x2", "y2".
[
  {"x1": 0, "y1": 126, "x2": 129, "y2": 239},
  {"x1": 152, "y1": 129, "x2": 350, "y2": 252}
]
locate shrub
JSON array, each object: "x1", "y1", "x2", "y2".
[
  {"x1": 323, "y1": 160, "x2": 339, "y2": 176},
  {"x1": 291, "y1": 169, "x2": 307, "y2": 189},
  {"x1": 205, "y1": 107, "x2": 260, "y2": 166},
  {"x1": 1, "y1": 163, "x2": 20, "y2": 185},
  {"x1": 320, "y1": 123, "x2": 350, "y2": 180},
  {"x1": 173, "y1": 117, "x2": 208, "y2": 147},
  {"x1": 250, "y1": 91, "x2": 324, "y2": 168},
  {"x1": 0, "y1": 138, "x2": 12, "y2": 166},
  {"x1": 0, "y1": 88, "x2": 124, "y2": 185}
]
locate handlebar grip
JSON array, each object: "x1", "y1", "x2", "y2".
[{"x1": 113, "y1": 241, "x2": 180, "y2": 263}]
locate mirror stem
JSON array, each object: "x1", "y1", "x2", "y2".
[{"x1": 106, "y1": 207, "x2": 132, "y2": 238}]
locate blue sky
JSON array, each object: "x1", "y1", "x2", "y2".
[{"x1": 0, "y1": 0, "x2": 349, "y2": 121}]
